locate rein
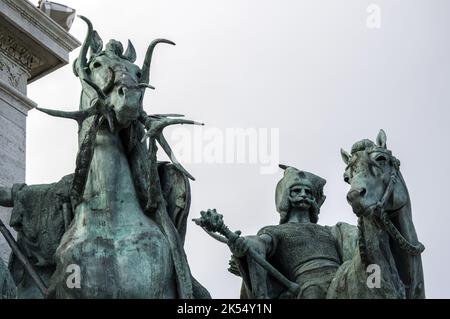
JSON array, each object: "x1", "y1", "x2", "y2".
[{"x1": 367, "y1": 157, "x2": 425, "y2": 256}]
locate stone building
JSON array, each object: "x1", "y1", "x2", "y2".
[{"x1": 0, "y1": 0, "x2": 79, "y2": 262}]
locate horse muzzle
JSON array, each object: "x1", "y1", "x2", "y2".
[
  {"x1": 112, "y1": 85, "x2": 142, "y2": 126},
  {"x1": 346, "y1": 188, "x2": 370, "y2": 217}
]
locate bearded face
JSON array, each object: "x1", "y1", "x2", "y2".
[
  {"x1": 276, "y1": 167, "x2": 326, "y2": 224},
  {"x1": 288, "y1": 181, "x2": 316, "y2": 211}
]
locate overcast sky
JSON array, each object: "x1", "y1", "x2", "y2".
[{"x1": 23, "y1": 0, "x2": 450, "y2": 298}]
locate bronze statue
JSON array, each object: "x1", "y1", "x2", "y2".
[
  {"x1": 0, "y1": 16, "x2": 210, "y2": 299},
  {"x1": 337, "y1": 129, "x2": 425, "y2": 298},
  {"x1": 0, "y1": 233, "x2": 15, "y2": 299},
  {"x1": 195, "y1": 130, "x2": 425, "y2": 299},
  {"x1": 0, "y1": 14, "x2": 427, "y2": 299}
]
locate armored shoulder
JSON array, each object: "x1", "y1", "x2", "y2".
[
  {"x1": 257, "y1": 225, "x2": 280, "y2": 237},
  {"x1": 256, "y1": 225, "x2": 281, "y2": 258},
  {"x1": 328, "y1": 222, "x2": 359, "y2": 262}
]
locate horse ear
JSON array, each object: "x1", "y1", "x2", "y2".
[
  {"x1": 123, "y1": 40, "x2": 137, "y2": 63},
  {"x1": 376, "y1": 129, "x2": 387, "y2": 148},
  {"x1": 90, "y1": 30, "x2": 103, "y2": 55},
  {"x1": 279, "y1": 164, "x2": 289, "y2": 170},
  {"x1": 340, "y1": 148, "x2": 351, "y2": 165}
]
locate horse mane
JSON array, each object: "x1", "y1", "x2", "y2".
[{"x1": 350, "y1": 139, "x2": 376, "y2": 155}]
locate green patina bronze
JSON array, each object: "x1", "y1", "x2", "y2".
[
  {"x1": 195, "y1": 130, "x2": 425, "y2": 299},
  {"x1": 0, "y1": 256, "x2": 15, "y2": 299},
  {"x1": 0, "y1": 16, "x2": 210, "y2": 299},
  {"x1": 0, "y1": 15, "x2": 426, "y2": 300}
]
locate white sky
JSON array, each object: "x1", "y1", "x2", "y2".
[{"x1": 23, "y1": 0, "x2": 450, "y2": 298}]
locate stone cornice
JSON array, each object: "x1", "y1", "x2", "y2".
[
  {"x1": 2, "y1": 0, "x2": 80, "y2": 52},
  {"x1": 0, "y1": 78, "x2": 36, "y2": 114},
  {"x1": 0, "y1": 0, "x2": 80, "y2": 82}
]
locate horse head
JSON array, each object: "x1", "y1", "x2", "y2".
[
  {"x1": 35, "y1": 16, "x2": 201, "y2": 187},
  {"x1": 73, "y1": 16, "x2": 174, "y2": 132},
  {"x1": 341, "y1": 129, "x2": 425, "y2": 298},
  {"x1": 340, "y1": 129, "x2": 407, "y2": 217}
]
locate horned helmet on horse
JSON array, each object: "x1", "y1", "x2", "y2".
[{"x1": 0, "y1": 16, "x2": 210, "y2": 299}]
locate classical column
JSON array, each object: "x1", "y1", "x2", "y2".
[{"x1": 0, "y1": 0, "x2": 80, "y2": 262}]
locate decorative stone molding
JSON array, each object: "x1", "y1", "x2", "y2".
[
  {"x1": 0, "y1": 52, "x2": 29, "y2": 94},
  {"x1": 0, "y1": 0, "x2": 80, "y2": 262},
  {"x1": 0, "y1": 0, "x2": 80, "y2": 82},
  {"x1": 3, "y1": 0, "x2": 79, "y2": 52},
  {"x1": 0, "y1": 29, "x2": 42, "y2": 72},
  {"x1": 0, "y1": 78, "x2": 36, "y2": 114}
]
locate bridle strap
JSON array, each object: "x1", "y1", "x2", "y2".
[
  {"x1": 380, "y1": 209, "x2": 425, "y2": 256},
  {"x1": 374, "y1": 167, "x2": 425, "y2": 256}
]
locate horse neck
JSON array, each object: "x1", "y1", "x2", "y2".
[
  {"x1": 77, "y1": 92, "x2": 129, "y2": 189},
  {"x1": 359, "y1": 215, "x2": 392, "y2": 265},
  {"x1": 73, "y1": 114, "x2": 144, "y2": 227},
  {"x1": 389, "y1": 170, "x2": 416, "y2": 251},
  {"x1": 398, "y1": 172, "x2": 413, "y2": 223},
  {"x1": 360, "y1": 170, "x2": 411, "y2": 250},
  {"x1": 387, "y1": 173, "x2": 425, "y2": 298},
  {"x1": 87, "y1": 129, "x2": 134, "y2": 198},
  {"x1": 358, "y1": 171, "x2": 411, "y2": 294}
]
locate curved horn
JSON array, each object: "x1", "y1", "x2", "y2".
[
  {"x1": 156, "y1": 133, "x2": 195, "y2": 180},
  {"x1": 141, "y1": 39, "x2": 175, "y2": 85},
  {"x1": 89, "y1": 30, "x2": 103, "y2": 56},
  {"x1": 36, "y1": 106, "x2": 88, "y2": 122},
  {"x1": 75, "y1": 16, "x2": 107, "y2": 105},
  {"x1": 76, "y1": 15, "x2": 94, "y2": 80},
  {"x1": 35, "y1": 106, "x2": 97, "y2": 125},
  {"x1": 123, "y1": 40, "x2": 137, "y2": 62}
]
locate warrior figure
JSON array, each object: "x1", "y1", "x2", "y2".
[{"x1": 228, "y1": 166, "x2": 356, "y2": 299}]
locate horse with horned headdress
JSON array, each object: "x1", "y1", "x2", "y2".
[{"x1": 1, "y1": 16, "x2": 210, "y2": 299}]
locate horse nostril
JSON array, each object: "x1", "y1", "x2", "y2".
[
  {"x1": 347, "y1": 188, "x2": 366, "y2": 202},
  {"x1": 360, "y1": 188, "x2": 367, "y2": 197}
]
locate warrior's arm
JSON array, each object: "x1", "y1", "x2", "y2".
[
  {"x1": 231, "y1": 234, "x2": 273, "y2": 299},
  {"x1": 0, "y1": 187, "x2": 13, "y2": 207},
  {"x1": 247, "y1": 234, "x2": 273, "y2": 299}
]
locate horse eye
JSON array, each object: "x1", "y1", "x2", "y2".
[
  {"x1": 93, "y1": 62, "x2": 102, "y2": 68},
  {"x1": 136, "y1": 71, "x2": 142, "y2": 78},
  {"x1": 343, "y1": 174, "x2": 350, "y2": 184},
  {"x1": 375, "y1": 155, "x2": 387, "y2": 162}
]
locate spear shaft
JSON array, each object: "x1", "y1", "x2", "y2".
[
  {"x1": 193, "y1": 214, "x2": 300, "y2": 295},
  {"x1": 0, "y1": 217, "x2": 48, "y2": 296}
]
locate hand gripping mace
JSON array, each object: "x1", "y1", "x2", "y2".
[{"x1": 193, "y1": 209, "x2": 300, "y2": 296}]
